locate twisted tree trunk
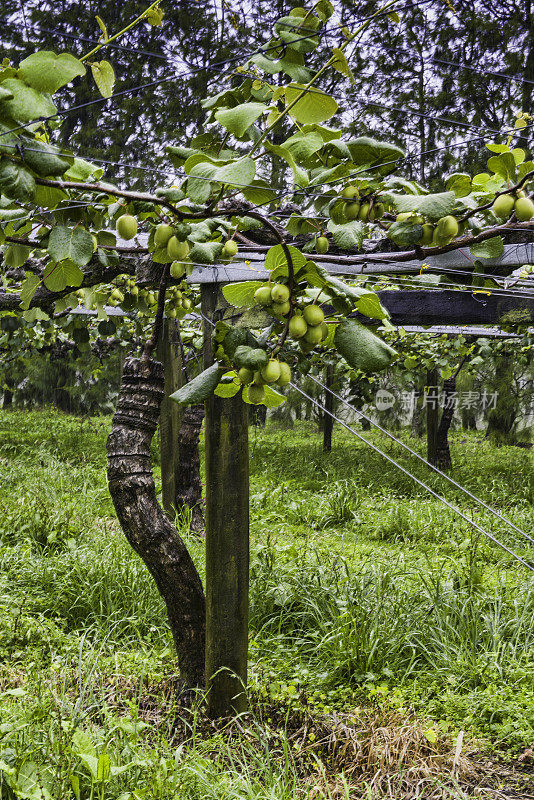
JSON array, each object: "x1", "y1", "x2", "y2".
[
  {"x1": 436, "y1": 376, "x2": 456, "y2": 471},
  {"x1": 107, "y1": 356, "x2": 206, "y2": 687}
]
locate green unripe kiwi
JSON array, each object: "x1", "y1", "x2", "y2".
[
  {"x1": 167, "y1": 308, "x2": 177, "y2": 318},
  {"x1": 222, "y1": 240, "x2": 238, "y2": 258},
  {"x1": 436, "y1": 215, "x2": 459, "y2": 240},
  {"x1": 167, "y1": 236, "x2": 189, "y2": 261},
  {"x1": 116, "y1": 214, "x2": 138, "y2": 240},
  {"x1": 130, "y1": 285, "x2": 139, "y2": 297},
  {"x1": 170, "y1": 261, "x2": 186, "y2": 279},
  {"x1": 303, "y1": 304, "x2": 324, "y2": 326},
  {"x1": 248, "y1": 384, "x2": 265, "y2": 404},
  {"x1": 341, "y1": 184, "x2": 359, "y2": 200},
  {"x1": 252, "y1": 371, "x2": 264, "y2": 385},
  {"x1": 343, "y1": 201, "x2": 360, "y2": 220},
  {"x1": 420, "y1": 223, "x2": 434, "y2": 245},
  {"x1": 238, "y1": 367, "x2": 254, "y2": 384},
  {"x1": 396, "y1": 212, "x2": 424, "y2": 224},
  {"x1": 492, "y1": 194, "x2": 515, "y2": 219},
  {"x1": 260, "y1": 359, "x2": 281, "y2": 384},
  {"x1": 289, "y1": 315, "x2": 308, "y2": 339},
  {"x1": 110, "y1": 288, "x2": 124, "y2": 302},
  {"x1": 277, "y1": 362, "x2": 291, "y2": 387},
  {"x1": 320, "y1": 322, "x2": 328, "y2": 341},
  {"x1": 272, "y1": 301, "x2": 290, "y2": 316},
  {"x1": 304, "y1": 324, "x2": 323, "y2": 345},
  {"x1": 254, "y1": 286, "x2": 273, "y2": 306},
  {"x1": 271, "y1": 284, "x2": 290, "y2": 303},
  {"x1": 372, "y1": 202, "x2": 385, "y2": 219},
  {"x1": 358, "y1": 202, "x2": 370, "y2": 221},
  {"x1": 154, "y1": 223, "x2": 174, "y2": 248},
  {"x1": 147, "y1": 292, "x2": 157, "y2": 305},
  {"x1": 315, "y1": 236, "x2": 329, "y2": 254},
  {"x1": 514, "y1": 196, "x2": 534, "y2": 221},
  {"x1": 181, "y1": 297, "x2": 192, "y2": 311}
]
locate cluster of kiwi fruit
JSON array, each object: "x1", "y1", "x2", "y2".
[
  {"x1": 492, "y1": 190, "x2": 534, "y2": 222},
  {"x1": 165, "y1": 286, "x2": 192, "y2": 318},
  {"x1": 236, "y1": 357, "x2": 292, "y2": 405},
  {"x1": 338, "y1": 184, "x2": 386, "y2": 223},
  {"x1": 253, "y1": 282, "x2": 328, "y2": 353}
]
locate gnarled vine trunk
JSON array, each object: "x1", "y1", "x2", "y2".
[
  {"x1": 107, "y1": 356, "x2": 206, "y2": 687},
  {"x1": 436, "y1": 376, "x2": 456, "y2": 470}
]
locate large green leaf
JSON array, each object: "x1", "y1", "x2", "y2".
[
  {"x1": 326, "y1": 220, "x2": 364, "y2": 250},
  {"x1": 170, "y1": 364, "x2": 222, "y2": 405},
  {"x1": 445, "y1": 173, "x2": 471, "y2": 198},
  {"x1": 331, "y1": 48, "x2": 355, "y2": 84},
  {"x1": 334, "y1": 319, "x2": 397, "y2": 372},
  {"x1": 470, "y1": 236, "x2": 504, "y2": 260},
  {"x1": 189, "y1": 240, "x2": 223, "y2": 264},
  {"x1": 47, "y1": 226, "x2": 94, "y2": 267},
  {"x1": 382, "y1": 191, "x2": 456, "y2": 220},
  {"x1": 265, "y1": 244, "x2": 307, "y2": 272},
  {"x1": 487, "y1": 152, "x2": 516, "y2": 182},
  {"x1": 20, "y1": 274, "x2": 40, "y2": 309},
  {"x1": 347, "y1": 137, "x2": 404, "y2": 175},
  {"x1": 284, "y1": 83, "x2": 338, "y2": 124},
  {"x1": 222, "y1": 281, "x2": 265, "y2": 307},
  {"x1": 213, "y1": 157, "x2": 256, "y2": 186},
  {"x1": 0, "y1": 158, "x2": 36, "y2": 201},
  {"x1": 265, "y1": 143, "x2": 309, "y2": 187},
  {"x1": 215, "y1": 103, "x2": 266, "y2": 138},
  {"x1": 386, "y1": 220, "x2": 423, "y2": 247},
  {"x1": 4, "y1": 243, "x2": 31, "y2": 268},
  {"x1": 21, "y1": 139, "x2": 71, "y2": 176},
  {"x1": 43, "y1": 259, "x2": 84, "y2": 292},
  {"x1": 18, "y1": 51, "x2": 86, "y2": 93},
  {"x1": 233, "y1": 345, "x2": 269, "y2": 370},
  {"x1": 282, "y1": 131, "x2": 323, "y2": 162},
  {"x1": 0, "y1": 78, "x2": 56, "y2": 123}
]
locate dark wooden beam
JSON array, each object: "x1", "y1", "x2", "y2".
[{"x1": 357, "y1": 290, "x2": 534, "y2": 326}]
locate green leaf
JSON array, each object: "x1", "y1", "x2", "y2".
[
  {"x1": 469, "y1": 236, "x2": 504, "y2": 260},
  {"x1": 263, "y1": 384, "x2": 286, "y2": 407},
  {"x1": 334, "y1": 319, "x2": 397, "y2": 372},
  {"x1": 4, "y1": 243, "x2": 31, "y2": 268},
  {"x1": 43, "y1": 260, "x2": 84, "y2": 292},
  {"x1": 215, "y1": 376, "x2": 241, "y2": 398},
  {"x1": 170, "y1": 363, "x2": 222, "y2": 405},
  {"x1": 356, "y1": 293, "x2": 389, "y2": 320},
  {"x1": 386, "y1": 220, "x2": 423, "y2": 247},
  {"x1": 97, "y1": 753, "x2": 110, "y2": 782},
  {"x1": 347, "y1": 137, "x2": 404, "y2": 175},
  {"x1": 326, "y1": 220, "x2": 364, "y2": 250},
  {"x1": 382, "y1": 191, "x2": 456, "y2": 220},
  {"x1": 20, "y1": 273, "x2": 40, "y2": 309},
  {"x1": 222, "y1": 281, "x2": 265, "y2": 308},
  {"x1": 331, "y1": 48, "x2": 355, "y2": 84},
  {"x1": 18, "y1": 51, "x2": 86, "y2": 93},
  {"x1": 284, "y1": 83, "x2": 338, "y2": 124},
  {"x1": 213, "y1": 157, "x2": 256, "y2": 186},
  {"x1": 304, "y1": 261, "x2": 383, "y2": 317},
  {"x1": 63, "y1": 157, "x2": 102, "y2": 181},
  {"x1": 91, "y1": 61, "x2": 115, "y2": 99},
  {"x1": 282, "y1": 131, "x2": 323, "y2": 162},
  {"x1": 265, "y1": 142, "x2": 309, "y2": 187},
  {"x1": 48, "y1": 226, "x2": 94, "y2": 267},
  {"x1": 445, "y1": 172, "x2": 471, "y2": 198},
  {"x1": 21, "y1": 139, "x2": 71, "y2": 176},
  {"x1": 487, "y1": 152, "x2": 516, "y2": 181},
  {"x1": 233, "y1": 345, "x2": 269, "y2": 370},
  {"x1": 241, "y1": 180, "x2": 278, "y2": 205},
  {"x1": 265, "y1": 244, "x2": 307, "y2": 273},
  {"x1": 215, "y1": 103, "x2": 266, "y2": 138},
  {"x1": 189, "y1": 240, "x2": 223, "y2": 264},
  {"x1": 0, "y1": 158, "x2": 36, "y2": 201}
]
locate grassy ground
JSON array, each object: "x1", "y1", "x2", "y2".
[{"x1": 0, "y1": 408, "x2": 532, "y2": 799}]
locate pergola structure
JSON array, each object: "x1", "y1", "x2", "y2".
[{"x1": 177, "y1": 242, "x2": 534, "y2": 715}]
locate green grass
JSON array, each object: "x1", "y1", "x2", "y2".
[{"x1": 0, "y1": 409, "x2": 533, "y2": 798}]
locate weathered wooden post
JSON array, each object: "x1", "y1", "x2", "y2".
[
  {"x1": 426, "y1": 367, "x2": 439, "y2": 466},
  {"x1": 201, "y1": 283, "x2": 250, "y2": 717},
  {"x1": 323, "y1": 363, "x2": 334, "y2": 452},
  {"x1": 156, "y1": 317, "x2": 182, "y2": 518}
]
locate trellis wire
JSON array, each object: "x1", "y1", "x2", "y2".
[
  {"x1": 289, "y1": 381, "x2": 534, "y2": 571},
  {"x1": 305, "y1": 372, "x2": 534, "y2": 547}
]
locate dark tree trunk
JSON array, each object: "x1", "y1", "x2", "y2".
[
  {"x1": 107, "y1": 357, "x2": 206, "y2": 688},
  {"x1": 426, "y1": 368, "x2": 439, "y2": 466},
  {"x1": 175, "y1": 404, "x2": 205, "y2": 531},
  {"x1": 3, "y1": 387, "x2": 13, "y2": 408},
  {"x1": 436, "y1": 376, "x2": 456, "y2": 470}
]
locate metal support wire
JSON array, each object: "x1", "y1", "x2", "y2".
[
  {"x1": 289, "y1": 380, "x2": 534, "y2": 571},
  {"x1": 305, "y1": 372, "x2": 534, "y2": 547}
]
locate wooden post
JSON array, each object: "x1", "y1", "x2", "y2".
[
  {"x1": 426, "y1": 367, "x2": 439, "y2": 466},
  {"x1": 202, "y1": 283, "x2": 249, "y2": 717},
  {"x1": 323, "y1": 363, "x2": 334, "y2": 452},
  {"x1": 156, "y1": 318, "x2": 182, "y2": 518}
]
